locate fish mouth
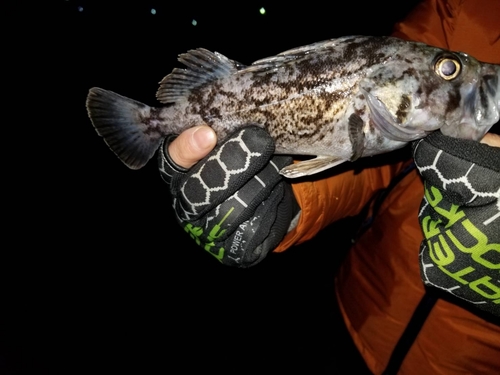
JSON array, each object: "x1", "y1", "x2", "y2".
[{"x1": 361, "y1": 88, "x2": 430, "y2": 142}]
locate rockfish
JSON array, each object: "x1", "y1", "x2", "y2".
[{"x1": 86, "y1": 36, "x2": 500, "y2": 178}]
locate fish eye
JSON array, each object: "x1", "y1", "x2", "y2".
[{"x1": 434, "y1": 55, "x2": 461, "y2": 80}]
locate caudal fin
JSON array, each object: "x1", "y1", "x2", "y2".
[{"x1": 86, "y1": 87, "x2": 165, "y2": 169}]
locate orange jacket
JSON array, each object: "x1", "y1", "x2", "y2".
[{"x1": 275, "y1": 0, "x2": 500, "y2": 373}]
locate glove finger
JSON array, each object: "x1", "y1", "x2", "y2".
[
  {"x1": 413, "y1": 131, "x2": 500, "y2": 170},
  {"x1": 189, "y1": 154, "x2": 293, "y2": 234},
  {"x1": 242, "y1": 182, "x2": 296, "y2": 267},
  {"x1": 174, "y1": 126, "x2": 276, "y2": 221},
  {"x1": 210, "y1": 180, "x2": 293, "y2": 268},
  {"x1": 413, "y1": 132, "x2": 500, "y2": 207}
]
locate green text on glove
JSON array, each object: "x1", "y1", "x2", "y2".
[
  {"x1": 421, "y1": 185, "x2": 499, "y2": 304},
  {"x1": 183, "y1": 207, "x2": 235, "y2": 262}
]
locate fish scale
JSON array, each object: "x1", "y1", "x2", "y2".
[{"x1": 86, "y1": 35, "x2": 500, "y2": 177}]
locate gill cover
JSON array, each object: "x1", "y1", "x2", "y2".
[{"x1": 361, "y1": 87, "x2": 430, "y2": 142}]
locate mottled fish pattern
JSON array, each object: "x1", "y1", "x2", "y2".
[{"x1": 86, "y1": 36, "x2": 500, "y2": 177}]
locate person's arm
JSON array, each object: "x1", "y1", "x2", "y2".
[
  {"x1": 274, "y1": 0, "x2": 500, "y2": 252},
  {"x1": 166, "y1": 125, "x2": 411, "y2": 254},
  {"x1": 274, "y1": 159, "x2": 409, "y2": 252},
  {"x1": 165, "y1": 0, "x2": 500, "y2": 258},
  {"x1": 392, "y1": 0, "x2": 500, "y2": 317}
]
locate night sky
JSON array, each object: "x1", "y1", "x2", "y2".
[{"x1": 4, "y1": 0, "x2": 467, "y2": 373}]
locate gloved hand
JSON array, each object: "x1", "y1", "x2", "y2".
[
  {"x1": 158, "y1": 125, "x2": 299, "y2": 268},
  {"x1": 412, "y1": 131, "x2": 500, "y2": 317}
]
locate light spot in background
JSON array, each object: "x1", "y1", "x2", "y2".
[
  {"x1": 192, "y1": 19, "x2": 198, "y2": 26},
  {"x1": 151, "y1": 8, "x2": 157, "y2": 15},
  {"x1": 259, "y1": 7, "x2": 266, "y2": 15},
  {"x1": 77, "y1": 6, "x2": 83, "y2": 12}
]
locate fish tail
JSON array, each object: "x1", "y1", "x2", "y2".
[{"x1": 86, "y1": 87, "x2": 167, "y2": 170}]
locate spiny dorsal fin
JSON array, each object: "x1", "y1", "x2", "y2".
[
  {"x1": 156, "y1": 49, "x2": 245, "y2": 104},
  {"x1": 244, "y1": 36, "x2": 363, "y2": 74}
]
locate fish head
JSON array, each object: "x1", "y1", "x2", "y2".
[
  {"x1": 360, "y1": 41, "x2": 500, "y2": 142},
  {"x1": 439, "y1": 59, "x2": 500, "y2": 139}
]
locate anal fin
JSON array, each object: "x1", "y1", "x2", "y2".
[{"x1": 279, "y1": 156, "x2": 346, "y2": 178}]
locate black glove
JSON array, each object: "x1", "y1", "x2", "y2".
[
  {"x1": 412, "y1": 131, "x2": 500, "y2": 317},
  {"x1": 158, "y1": 125, "x2": 299, "y2": 268}
]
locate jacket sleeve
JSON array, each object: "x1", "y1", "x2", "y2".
[
  {"x1": 274, "y1": 159, "x2": 410, "y2": 252},
  {"x1": 274, "y1": 0, "x2": 500, "y2": 253}
]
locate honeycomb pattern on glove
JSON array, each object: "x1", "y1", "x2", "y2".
[
  {"x1": 158, "y1": 127, "x2": 275, "y2": 221},
  {"x1": 414, "y1": 147, "x2": 500, "y2": 215},
  {"x1": 177, "y1": 132, "x2": 262, "y2": 220}
]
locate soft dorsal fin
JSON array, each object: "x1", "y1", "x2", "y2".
[{"x1": 156, "y1": 49, "x2": 245, "y2": 104}]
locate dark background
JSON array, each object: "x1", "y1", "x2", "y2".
[{"x1": 2, "y1": 1, "x2": 456, "y2": 373}]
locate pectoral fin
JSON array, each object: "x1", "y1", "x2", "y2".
[
  {"x1": 348, "y1": 113, "x2": 365, "y2": 161},
  {"x1": 279, "y1": 156, "x2": 346, "y2": 178}
]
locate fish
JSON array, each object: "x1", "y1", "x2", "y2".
[{"x1": 86, "y1": 35, "x2": 500, "y2": 178}]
